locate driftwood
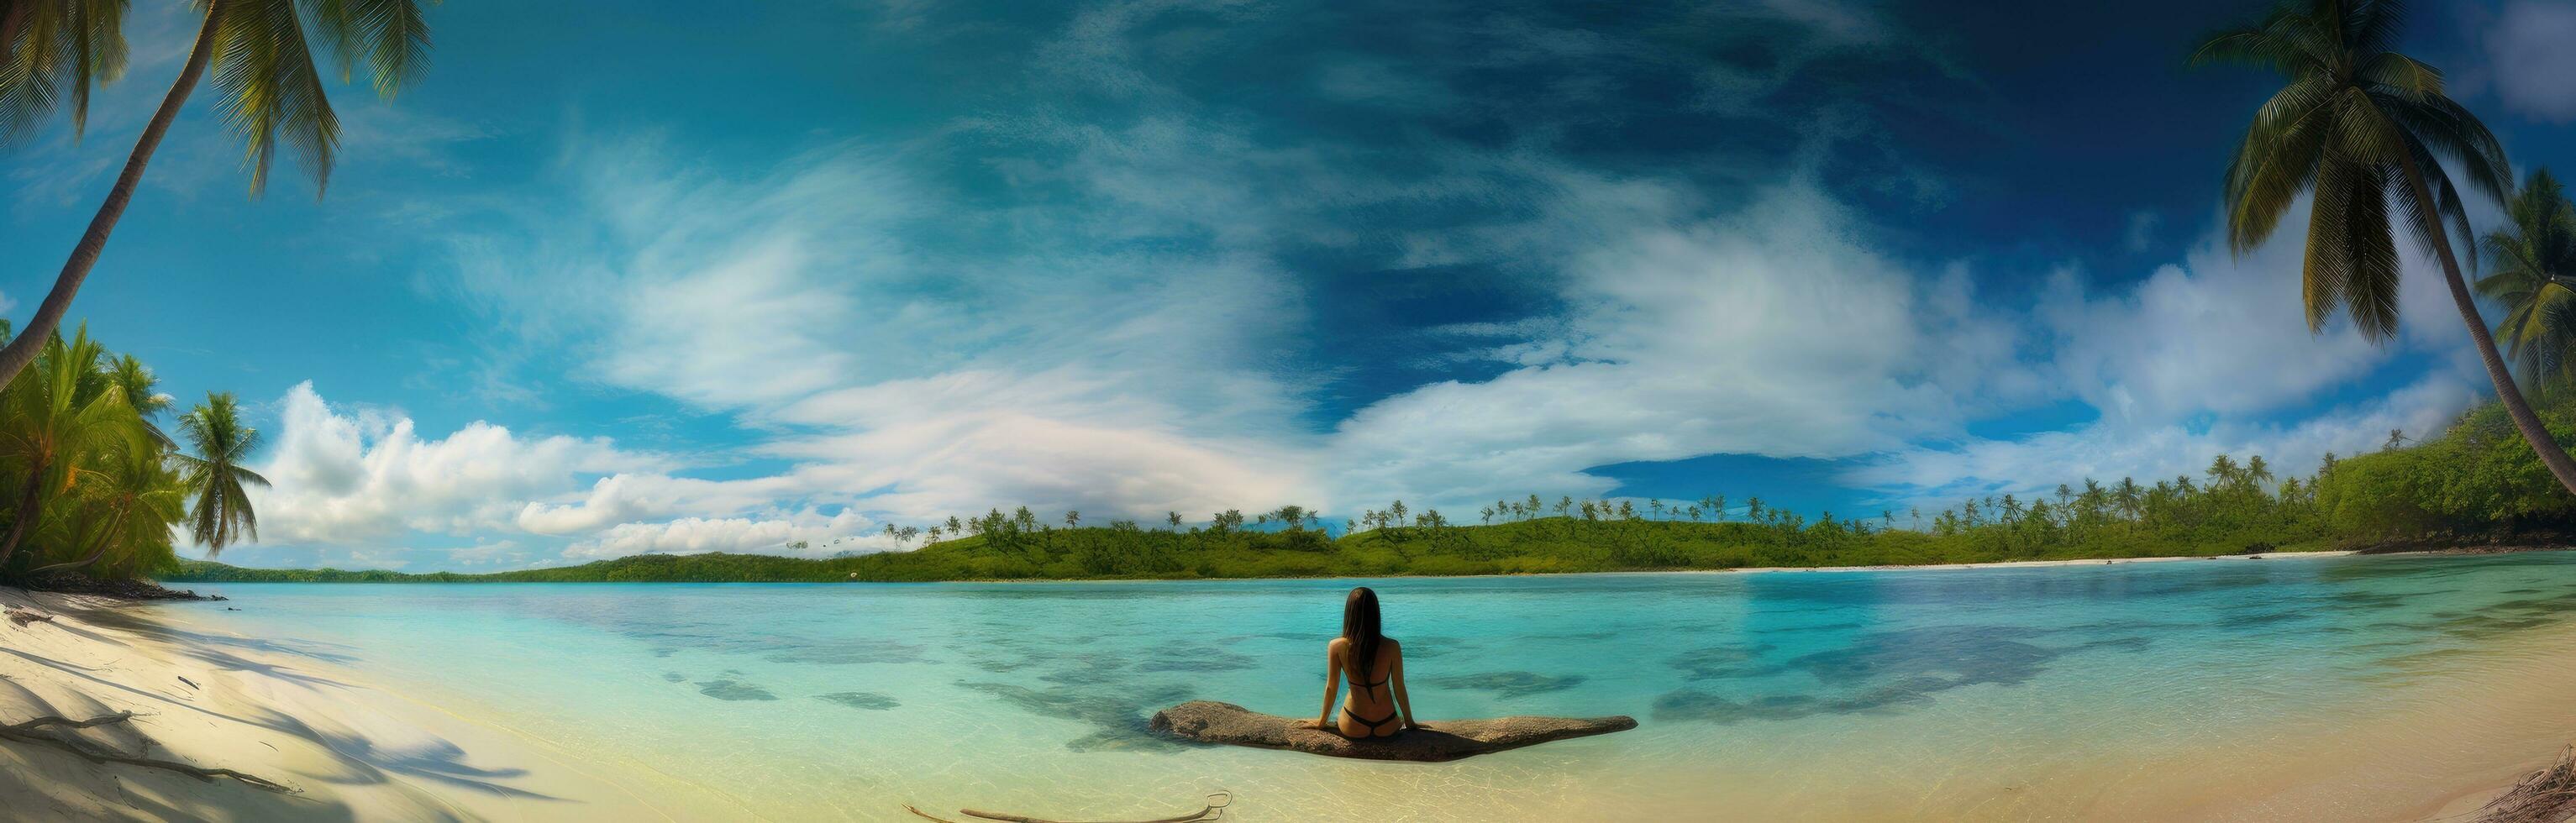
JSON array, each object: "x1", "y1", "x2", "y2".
[
  {"x1": 2471, "y1": 747, "x2": 2576, "y2": 823},
  {"x1": 1149, "y1": 700, "x2": 1637, "y2": 763},
  {"x1": 905, "y1": 791, "x2": 1231, "y2": 823},
  {"x1": 5, "y1": 605, "x2": 56, "y2": 626},
  {"x1": 0, "y1": 710, "x2": 296, "y2": 794}
]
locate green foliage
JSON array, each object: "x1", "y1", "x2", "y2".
[
  {"x1": 171, "y1": 469, "x2": 2347, "y2": 584},
  {"x1": 2475, "y1": 169, "x2": 2576, "y2": 397},
  {"x1": 2315, "y1": 397, "x2": 2576, "y2": 537},
  {"x1": 2195, "y1": 0, "x2": 2508, "y2": 341},
  {"x1": 0, "y1": 0, "x2": 130, "y2": 144},
  {"x1": 172, "y1": 391, "x2": 270, "y2": 553},
  {"x1": 0, "y1": 325, "x2": 245, "y2": 582}
]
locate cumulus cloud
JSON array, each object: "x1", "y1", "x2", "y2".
[
  {"x1": 2032, "y1": 202, "x2": 2453, "y2": 428},
  {"x1": 2484, "y1": 1, "x2": 2576, "y2": 123},
  {"x1": 255, "y1": 382, "x2": 666, "y2": 543}
]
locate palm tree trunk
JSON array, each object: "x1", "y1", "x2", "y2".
[
  {"x1": 0, "y1": 0, "x2": 227, "y2": 386},
  {"x1": 2397, "y1": 154, "x2": 2576, "y2": 495},
  {"x1": 0, "y1": 462, "x2": 45, "y2": 570}
]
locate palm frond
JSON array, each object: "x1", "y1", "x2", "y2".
[
  {"x1": 2222, "y1": 79, "x2": 2338, "y2": 253},
  {"x1": 2340, "y1": 164, "x2": 2402, "y2": 340},
  {"x1": 212, "y1": 0, "x2": 339, "y2": 196},
  {"x1": 302, "y1": 0, "x2": 433, "y2": 96}
]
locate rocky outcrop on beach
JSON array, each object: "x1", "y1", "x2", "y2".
[
  {"x1": 21, "y1": 573, "x2": 220, "y2": 600},
  {"x1": 1148, "y1": 700, "x2": 1636, "y2": 763}
]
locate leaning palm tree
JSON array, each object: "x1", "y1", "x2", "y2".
[
  {"x1": 0, "y1": 0, "x2": 434, "y2": 395},
  {"x1": 172, "y1": 391, "x2": 268, "y2": 553},
  {"x1": 0, "y1": 0, "x2": 129, "y2": 144},
  {"x1": 2474, "y1": 170, "x2": 2576, "y2": 397},
  {"x1": 0, "y1": 327, "x2": 142, "y2": 570},
  {"x1": 2194, "y1": 0, "x2": 2576, "y2": 495}
]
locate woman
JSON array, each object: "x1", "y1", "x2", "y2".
[{"x1": 1296, "y1": 586, "x2": 1417, "y2": 737}]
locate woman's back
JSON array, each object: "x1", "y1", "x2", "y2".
[{"x1": 1306, "y1": 586, "x2": 1416, "y2": 738}]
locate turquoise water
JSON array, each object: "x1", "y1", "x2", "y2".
[{"x1": 167, "y1": 552, "x2": 2576, "y2": 820}]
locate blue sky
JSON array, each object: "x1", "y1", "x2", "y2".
[{"x1": 5, "y1": 0, "x2": 2575, "y2": 570}]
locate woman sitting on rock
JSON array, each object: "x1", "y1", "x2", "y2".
[{"x1": 1296, "y1": 586, "x2": 1417, "y2": 737}]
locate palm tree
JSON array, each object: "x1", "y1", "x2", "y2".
[
  {"x1": 2195, "y1": 0, "x2": 2576, "y2": 495},
  {"x1": 27, "y1": 437, "x2": 182, "y2": 576},
  {"x1": 104, "y1": 352, "x2": 170, "y2": 444},
  {"x1": 0, "y1": 0, "x2": 434, "y2": 395},
  {"x1": 2474, "y1": 169, "x2": 2576, "y2": 396},
  {"x1": 1, "y1": 0, "x2": 129, "y2": 143},
  {"x1": 172, "y1": 391, "x2": 268, "y2": 554},
  {"x1": 0, "y1": 327, "x2": 140, "y2": 569}
]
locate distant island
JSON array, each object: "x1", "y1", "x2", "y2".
[{"x1": 162, "y1": 398, "x2": 2575, "y2": 584}]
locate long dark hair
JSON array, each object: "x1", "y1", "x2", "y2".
[{"x1": 1341, "y1": 586, "x2": 1385, "y2": 681}]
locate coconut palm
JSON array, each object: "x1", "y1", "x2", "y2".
[
  {"x1": 105, "y1": 352, "x2": 170, "y2": 444},
  {"x1": 0, "y1": 327, "x2": 142, "y2": 569},
  {"x1": 0, "y1": 0, "x2": 129, "y2": 143},
  {"x1": 2194, "y1": 0, "x2": 2576, "y2": 494},
  {"x1": 0, "y1": 0, "x2": 434, "y2": 397},
  {"x1": 2474, "y1": 170, "x2": 2576, "y2": 396},
  {"x1": 26, "y1": 435, "x2": 182, "y2": 576},
  {"x1": 172, "y1": 391, "x2": 268, "y2": 553}
]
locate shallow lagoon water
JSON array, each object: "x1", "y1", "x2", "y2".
[{"x1": 176, "y1": 551, "x2": 2576, "y2": 820}]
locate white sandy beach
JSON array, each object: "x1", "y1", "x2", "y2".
[{"x1": 0, "y1": 587, "x2": 750, "y2": 822}]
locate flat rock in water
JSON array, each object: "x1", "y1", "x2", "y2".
[{"x1": 1148, "y1": 700, "x2": 1636, "y2": 763}]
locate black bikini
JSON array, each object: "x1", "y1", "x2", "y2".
[{"x1": 1342, "y1": 661, "x2": 1401, "y2": 734}]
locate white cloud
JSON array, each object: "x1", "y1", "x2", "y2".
[
  {"x1": 1850, "y1": 371, "x2": 2479, "y2": 510},
  {"x1": 254, "y1": 382, "x2": 666, "y2": 543},
  {"x1": 513, "y1": 472, "x2": 802, "y2": 536},
  {"x1": 435, "y1": 128, "x2": 1337, "y2": 535},
  {"x1": 563, "y1": 510, "x2": 891, "y2": 559},
  {"x1": 1859, "y1": 193, "x2": 2486, "y2": 505},
  {"x1": 2485, "y1": 1, "x2": 2576, "y2": 123},
  {"x1": 1326, "y1": 177, "x2": 2039, "y2": 509}
]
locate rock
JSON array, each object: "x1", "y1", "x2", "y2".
[
  {"x1": 22, "y1": 572, "x2": 217, "y2": 600},
  {"x1": 1148, "y1": 700, "x2": 1636, "y2": 763}
]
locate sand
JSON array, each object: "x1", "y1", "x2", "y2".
[{"x1": 0, "y1": 586, "x2": 752, "y2": 822}]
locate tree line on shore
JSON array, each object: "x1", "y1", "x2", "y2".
[{"x1": 167, "y1": 391, "x2": 2576, "y2": 584}]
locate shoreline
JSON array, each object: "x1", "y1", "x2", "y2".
[
  {"x1": 151, "y1": 547, "x2": 2406, "y2": 590},
  {"x1": 1702, "y1": 548, "x2": 2359, "y2": 575},
  {"x1": 0, "y1": 585, "x2": 752, "y2": 821}
]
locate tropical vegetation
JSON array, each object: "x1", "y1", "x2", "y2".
[
  {"x1": 2195, "y1": 0, "x2": 2576, "y2": 496},
  {"x1": 2477, "y1": 170, "x2": 2576, "y2": 397},
  {"x1": 0, "y1": 322, "x2": 264, "y2": 582}
]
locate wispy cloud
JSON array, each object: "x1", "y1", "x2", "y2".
[{"x1": 2484, "y1": 1, "x2": 2576, "y2": 123}]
